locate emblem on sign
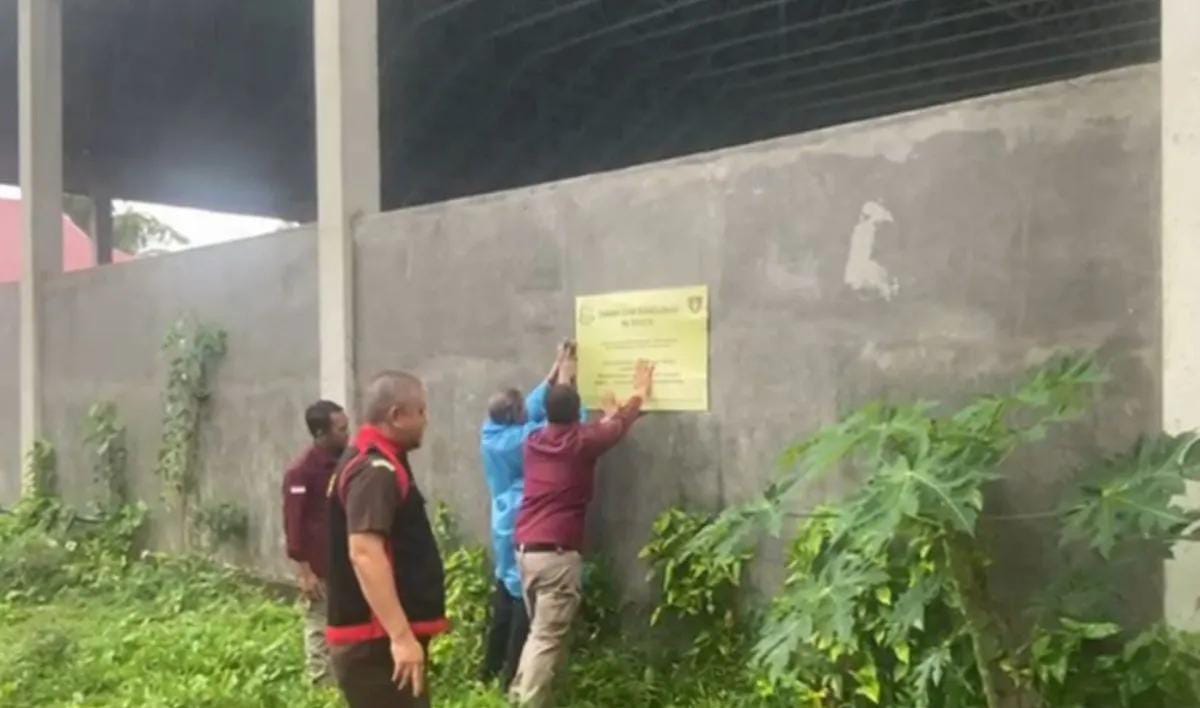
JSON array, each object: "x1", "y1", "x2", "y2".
[
  {"x1": 688, "y1": 296, "x2": 704, "y2": 314},
  {"x1": 578, "y1": 306, "x2": 595, "y2": 326}
]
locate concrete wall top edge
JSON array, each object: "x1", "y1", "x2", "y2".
[
  {"x1": 38, "y1": 224, "x2": 317, "y2": 293},
  {"x1": 358, "y1": 63, "x2": 1159, "y2": 229}
]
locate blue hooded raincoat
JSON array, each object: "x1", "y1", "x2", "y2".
[{"x1": 480, "y1": 381, "x2": 586, "y2": 599}]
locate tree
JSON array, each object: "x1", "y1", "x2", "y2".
[
  {"x1": 113, "y1": 208, "x2": 189, "y2": 254},
  {"x1": 63, "y1": 194, "x2": 190, "y2": 255}
]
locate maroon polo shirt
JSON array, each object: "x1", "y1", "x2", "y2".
[
  {"x1": 282, "y1": 445, "x2": 340, "y2": 579},
  {"x1": 516, "y1": 397, "x2": 643, "y2": 551}
]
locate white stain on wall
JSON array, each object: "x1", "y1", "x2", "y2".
[{"x1": 843, "y1": 200, "x2": 898, "y2": 300}]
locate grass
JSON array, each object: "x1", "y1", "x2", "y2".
[
  {"x1": 0, "y1": 502, "x2": 763, "y2": 707},
  {"x1": 0, "y1": 561, "x2": 341, "y2": 707}
]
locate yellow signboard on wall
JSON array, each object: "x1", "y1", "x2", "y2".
[{"x1": 575, "y1": 286, "x2": 709, "y2": 412}]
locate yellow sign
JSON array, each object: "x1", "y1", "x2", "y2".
[{"x1": 576, "y1": 286, "x2": 709, "y2": 412}]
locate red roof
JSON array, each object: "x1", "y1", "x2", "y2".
[{"x1": 0, "y1": 198, "x2": 132, "y2": 283}]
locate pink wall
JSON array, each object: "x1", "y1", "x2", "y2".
[{"x1": 0, "y1": 198, "x2": 131, "y2": 283}]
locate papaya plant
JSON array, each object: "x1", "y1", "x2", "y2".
[
  {"x1": 1006, "y1": 431, "x2": 1200, "y2": 707},
  {"x1": 1059, "y1": 433, "x2": 1200, "y2": 559},
  {"x1": 649, "y1": 355, "x2": 1107, "y2": 707}
]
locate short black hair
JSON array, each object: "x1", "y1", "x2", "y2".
[
  {"x1": 546, "y1": 385, "x2": 581, "y2": 425},
  {"x1": 305, "y1": 400, "x2": 344, "y2": 438}
]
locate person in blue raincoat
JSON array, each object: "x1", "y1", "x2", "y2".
[{"x1": 479, "y1": 341, "x2": 586, "y2": 688}]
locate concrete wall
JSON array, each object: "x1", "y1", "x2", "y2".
[
  {"x1": 357, "y1": 64, "x2": 1161, "y2": 620},
  {"x1": 12, "y1": 65, "x2": 1161, "y2": 622},
  {"x1": 0, "y1": 283, "x2": 19, "y2": 505},
  {"x1": 38, "y1": 228, "x2": 318, "y2": 576}
]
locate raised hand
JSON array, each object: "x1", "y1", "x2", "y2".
[
  {"x1": 633, "y1": 360, "x2": 655, "y2": 400},
  {"x1": 548, "y1": 339, "x2": 570, "y2": 382},
  {"x1": 557, "y1": 339, "x2": 579, "y2": 386},
  {"x1": 599, "y1": 390, "x2": 619, "y2": 419}
]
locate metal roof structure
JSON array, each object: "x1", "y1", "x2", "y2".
[{"x1": 0, "y1": 0, "x2": 1161, "y2": 220}]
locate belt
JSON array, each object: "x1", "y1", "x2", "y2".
[{"x1": 519, "y1": 543, "x2": 575, "y2": 554}]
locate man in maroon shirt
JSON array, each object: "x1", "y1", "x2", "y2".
[
  {"x1": 282, "y1": 399, "x2": 349, "y2": 685},
  {"x1": 510, "y1": 361, "x2": 655, "y2": 707}
]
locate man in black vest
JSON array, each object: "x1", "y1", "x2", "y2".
[{"x1": 326, "y1": 371, "x2": 447, "y2": 707}]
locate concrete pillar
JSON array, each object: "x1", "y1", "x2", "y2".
[
  {"x1": 313, "y1": 0, "x2": 380, "y2": 407},
  {"x1": 17, "y1": 0, "x2": 63, "y2": 487},
  {"x1": 91, "y1": 192, "x2": 113, "y2": 265},
  {"x1": 1163, "y1": 0, "x2": 1200, "y2": 630}
]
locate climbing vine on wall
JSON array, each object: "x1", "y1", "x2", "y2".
[
  {"x1": 155, "y1": 316, "x2": 227, "y2": 548},
  {"x1": 21, "y1": 439, "x2": 57, "y2": 500},
  {"x1": 84, "y1": 401, "x2": 129, "y2": 509}
]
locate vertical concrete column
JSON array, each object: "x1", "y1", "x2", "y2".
[
  {"x1": 1163, "y1": 0, "x2": 1200, "y2": 630},
  {"x1": 17, "y1": 0, "x2": 63, "y2": 486},
  {"x1": 313, "y1": 0, "x2": 380, "y2": 407},
  {"x1": 91, "y1": 192, "x2": 114, "y2": 265}
]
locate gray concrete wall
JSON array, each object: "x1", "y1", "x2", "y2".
[
  {"x1": 356, "y1": 64, "x2": 1161, "y2": 620},
  {"x1": 0, "y1": 283, "x2": 20, "y2": 505},
  {"x1": 39, "y1": 227, "x2": 318, "y2": 577},
  {"x1": 16, "y1": 65, "x2": 1161, "y2": 621}
]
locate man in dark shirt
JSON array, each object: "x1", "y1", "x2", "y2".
[
  {"x1": 326, "y1": 371, "x2": 447, "y2": 708},
  {"x1": 509, "y1": 361, "x2": 655, "y2": 707},
  {"x1": 282, "y1": 399, "x2": 349, "y2": 686}
]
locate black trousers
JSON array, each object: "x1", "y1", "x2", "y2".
[
  {"x1": 480, "y1": 580, "x2": 530, "y2": 689},
  {"x1": 331, "y1": 637, "x2": 431, "y2": 708}
]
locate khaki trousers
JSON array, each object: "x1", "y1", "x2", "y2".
[
  {"x1": 510, "y1": 549, "x2": 583, "y2": 708},
  {"x1": 302, "y1": 595, "x2": 332, "y2": 686}
]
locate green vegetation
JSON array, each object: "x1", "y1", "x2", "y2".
[
  {"x1": 21, "y1": 438, "x2": 57, "y2": 500},
  {"x1": 4, "y1": 354, "x2": 1199, "y2": 706},
  {"x1": 85, "y1": 401, "x2": 129, "y2": 509},
  {"x1": 155, "y1": 316, "x2": 231, "y2": 549},
  {"x1": 63, "y1": 194, "x2": 191, "y2": 255},
  {"x1": 0, "y1": 498, "x2": 751, "y2": 707},
  {"x1": 0, "y1": 497, "x2": 335, "y2": 708},
  {"x1": 645, "y1": 355, "x2": 1200, "y2": 707}
]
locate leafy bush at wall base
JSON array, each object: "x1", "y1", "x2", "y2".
[
  {"x1": 1010, "y1": 619, "x2": 1200, "y2": 708},
  {"x1": 642, "y1": 356, "x2": 1200, "y2": 708},
  {"x1": 640, "y1": 506, "x2": 751, "y2": 661},
  {"x1": 642, "y1": 357, "x2": 1106, "y2": 707},
  {"x1": 430, "y1": 503, "x2": 769, "y2": 707},
  {"x1": 0, "y1": 497, "x2": 147, "y2": 603}
]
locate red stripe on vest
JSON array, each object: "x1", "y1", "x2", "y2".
[
  {"x1": 335, "y1": 426, "x2": 412, "y2": 504},
  {"x1": 326, "y1": 617, "x2": 451, "y2": 646}
]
